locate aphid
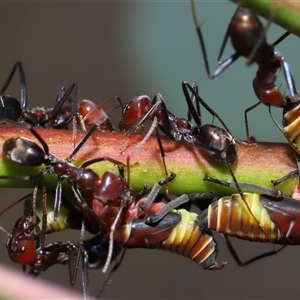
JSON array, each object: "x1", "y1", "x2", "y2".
[
  {"x1": 201, "y1": 174, "x2": 300, "y2": 265},
  {"x1": 191, "y1": 1, "x2": 296, "y2": 141},
  {"x1": 116, "y1": 173, "x2": 224, "y2": 270}
]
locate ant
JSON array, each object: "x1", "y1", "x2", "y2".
[
  {"x1": 0, "y1": 186, "x2": 126, "y2": 299},
  {"x1": 0, "y1": 61, "x2": 79, "y2": 129},
  {"x1": 119, "y1": 81, "x2": 236, "y2": 167},
  {"x1": 1, "y1": 123, "x2": 102, "y2": 221},
  {"x1": 116, "y1": 80, "x2": 272, "y2": 235},
  {"x1": 118, "y1": 81, "x2": 238, "y2": 189},
  {"x1": 191, "y1": 1, "x2": 297, "y2": 141},
  {"x1": 0, "y1": 186, "x2": 89, "y2": 296}
]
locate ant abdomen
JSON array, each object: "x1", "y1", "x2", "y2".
[
  {"x1": 0, "y1": 96, "x2": 22, "y2": 121},
  {"x1": 3, "y1": 137, "x2": 46, "y2": 166},
  {"x1": 229, "y1": 7, "x2": 267, "y2": 60},
  {"x1": 195, "y1": 124, "x2": 237, "y2": 166}
]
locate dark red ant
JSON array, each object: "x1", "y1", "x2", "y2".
[
  {"x1": 0, "y1": 61, "x2": 79, "y2": 129},
  {"x1": 53, "y1": 149, "x2": 222, "y2": 272},
  {"x1": 68, "y1": 155, "x2": 224, "y2": 271},
  {"x1": 1, "y1": 123, "x2": 101, "y2": 221},
  {"x1": 119, "y1": 81, "x2": 236, "y2": 165},
  {"x1": 191, "y1": 1, "x2": 297, "y2": 141},
  {"x1": 0, "y1": 187, "x2": 85, "y2": 288},
  {"x1": 117, "y1": 80, "x2": 273, "y2": 236},
  {"x1": 118, "y1": 82, "x2": 237, "y2": 182},
  {"x1": 0, "y1": 186, "x2": 125, "y2": 299}
]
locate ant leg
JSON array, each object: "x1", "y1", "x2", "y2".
[
  {"x1": 190, "y1": 0, "x2": 240, "y2": 79},
  {"x1": 0, "y1": 61, "x2": 27, "y2": 111},
  {"x1": 53, "y1": 178, "x2": 63, "y2": 221},
  {"x1": 80, "y1": 156, "x2": 125, "y2": 169},
  {"x1": 223, "y1": 234, "x2": 286, "y2": 266},
  {"x1": 281, "y1": 58, "x2": 297, "y2": 99},
  {"x1": 272, "y1": 31, "x2": 291, "y2": 47},
  {"x1": 96, "y1": 249, "x2": 127, "y2": 299},
  {"x1": 102, "y1": 202, "x2": 124, "y2": 273},
  {"x1": 68, "y1": 218, "x2": 90, "y2": 298},
  {"x1": 144, "y1": 190, "x2": 215, "y2": 224},
  {"x1": 182, "y1": 81, "x2": 233, "y2": 135},
  {"x1": 139, "y1": 172, "x2": 176, "y2": 212},
  {"x1": 244, "y1": 101, "x2": 261, "y2": 142}
]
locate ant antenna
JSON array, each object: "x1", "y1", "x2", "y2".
[{"x1": 102, "y1": 201, "x2": 124, "y2": 273}]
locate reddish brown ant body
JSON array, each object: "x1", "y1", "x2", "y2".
[
  {"x1": 118, "y1": 81, "x2": 237, "y2": 167},
  {"x1": 0, "y1": 186, "x2": 125, "y2": 299},
  {"x1": 191, "y1": 1, "x2": 297, "y2": 140},
  {"x1": 1, "y1": 124, "x2": 102, "y2": 221}
]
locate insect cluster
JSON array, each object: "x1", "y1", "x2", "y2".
[{"x1": 0, "y1": 1, "x2": 299, "y2": 299}]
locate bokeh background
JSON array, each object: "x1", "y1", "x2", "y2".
[{"x1": 0, "y1": 1, "x2": 299, "y2": 299}]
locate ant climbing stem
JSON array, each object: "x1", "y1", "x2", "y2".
[
  {"x1": 191, "y1": 0, "x2": 297, "y2": 142},
  {"x1": 1, "y1": 123, "x2": 99, "y2": 221}
]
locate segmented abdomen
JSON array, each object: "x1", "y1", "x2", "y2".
[
  {"x1": 201, "y1": 193, "x2": 279, "y2": 242},
  {"x1": 283, "y1": 104, "x2": 300, "y2": 147},
  {"x1": 160, "y1": 209, "x2": 218, "y2": 269}
]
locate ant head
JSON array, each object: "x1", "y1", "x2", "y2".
[{"x1": 118, "y1": 95, "x2": 151, "y2": 131}]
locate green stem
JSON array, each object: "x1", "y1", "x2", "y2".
[
  {"x1": 230, "y1": 0, "x2": 300, "y2": 37},
  {"x1": 0, "y1": 127, "x2": 296, "y2": 197}
]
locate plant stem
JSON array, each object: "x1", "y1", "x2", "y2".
[
  {"x1": 230, "y1": 0, "x2": 300, "y2": 37},
  {"x1": 0, "y1": 127, "x2": 296, "y2": 197}
]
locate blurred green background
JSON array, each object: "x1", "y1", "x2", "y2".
[{"x1": 0, "y1": 1, "x2": 299, "y2": 299}]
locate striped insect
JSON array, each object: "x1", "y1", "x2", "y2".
[
  {"x1": 117, "y1": 173, "x2": 224, "y2": 270},
  {"x1": 200, "y1": 174, "x2": 300, "y2": 265}
]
